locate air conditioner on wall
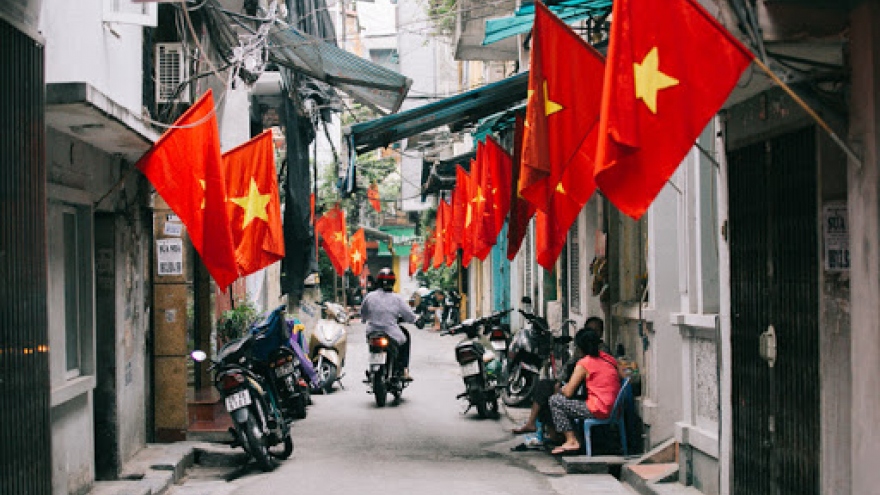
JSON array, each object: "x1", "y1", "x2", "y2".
[{"x1": 155, "y1": 42, "x2": 189, "y2": 104}]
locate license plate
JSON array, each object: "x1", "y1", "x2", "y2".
[
  {"x1": 460, "y1": 360, "x2": 480, "y2": 377},
  {"x1": 275, "y1": 362, "x2": 295, "y2": 377},
  {"x1": 224, "y1": 389, "x2": 251, "y2": 411},
  {"x1": 490, "y1": 340, "x2": 507, "y2": 351},
  {"x1": 369, "y1": 352, "x2": 386, "y2": 365}
]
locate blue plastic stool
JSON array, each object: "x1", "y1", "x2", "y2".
[{"x1": 581, "y1": 377, "x2": 632, "y2": 457}]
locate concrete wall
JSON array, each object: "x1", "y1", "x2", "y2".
[
  {"x1": 40, "y1": 0, "x2": 145, "y2": 111},
  {"x1": 847, "y1": 4, "x2": 880, "y2": 494}
]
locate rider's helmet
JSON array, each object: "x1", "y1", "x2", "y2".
[{"x1": 377, "y1": 268, "x2": 396, "y2": 292}]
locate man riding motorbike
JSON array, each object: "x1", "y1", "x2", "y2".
[{"x1": 360, "y1": 268, "x2": 417, "y2": 381}]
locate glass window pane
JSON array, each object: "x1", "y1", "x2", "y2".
[{"x1": 63, "y1": 211, "x2": 80, "y2": 374}]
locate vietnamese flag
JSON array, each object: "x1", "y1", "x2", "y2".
[
  {"x1": 224, "y1": 130, "x2": 285, "y2": 277},
  {"x1": 442, "y1": 199, "x2": 457, "y2": 266},
  {"x1": 367, "y1": 182, "x2": 382, "y2": 212},
  {"x1": 136, "y1": 90, "x2": 238, "y2": 290},
  {"x1": 432, "y1": 201, "x2": 449, "y2": 269},
  {"x1": 518, "y1": 1, "x2": 605, "y2": 213},
  {"x1": 479, "y1": 136, "x2": 512, "y2": 250},
  {"x1": 409, "y1": 242, "x2": 423, "y2": 276},
  {"x1": 422, "y1": 228, "x2": 436, "y2": 272},
  {"x1": 535, "y1": 162, "x2": 591, "y2": 269},
  {"x1": 472, "y1": 141, "x2": 495, "y2": 261},
  {"x1": 507, "y1": 114, "x2": 535, "y2": 261},
  {"x1": 315, "y1": 205, "x2": 349, "y2": 274},
  {"x1": 349, "y1": 228, "x2": 367, "y2": 276},
  {"x1": 459, "y1": 164, "x2": 477, "y2": 268},
  {"x1": 594, "y1": 0, "x2": 753, "y2": 219},
  {"x1": 451, "y1": 165, "x2": 470, "y2": 251}
]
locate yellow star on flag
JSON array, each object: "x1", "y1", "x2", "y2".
[
  {"x1": 556, "y1": 182, "x2": 566, "y2": 195},
  {"x1": 199, "y1": 180, "x2": 206, "y2": 209},
  {"x1": 229, "y1": 178, "x2": 271, "y2": 228},
  {"x1": 634, "y1": 47, "x2": 679, "y2": 114},
  {"x1": 351, "y1": 250, "x2": 362, "y2": 263},
  {"x1": 334, "y1": 232, "x2": 344, "y2": 242},
  {"x1": 527, "y1": 81, "x2": 564, "y2": 117},
  {"x1": 472, "y1": 187, "x2": 486, "y2": 205}
]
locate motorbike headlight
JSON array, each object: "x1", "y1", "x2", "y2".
[{"x1": 320, "y1": 324, "x2": 341, "y2": 342}]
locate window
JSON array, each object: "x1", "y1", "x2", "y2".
[
  {"x1": 569, "y1": 217, "x2": 581, "y2": 314},
  {"x1": 62, "y1": 208, "x2": 82, "y2": 378},
  {"x1": 103, "y1": 0, "x2": 158, "y2": 27}
]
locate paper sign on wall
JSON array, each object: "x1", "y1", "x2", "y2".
[
  {"x1": 823, "y1": 202, "x2": 849, "y2": 272},
  {"x1": 157, "y1": 238, "x2": 183, "y2": 276}
]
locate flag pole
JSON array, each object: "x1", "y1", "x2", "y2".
[{"x1": 753, "y1": 58, "x2": 862, "y2": 168}]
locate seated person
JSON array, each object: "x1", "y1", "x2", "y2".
[
  {"x1": 547, "y1": 328, "x2": 621, "y2": 455},
  {"x1": 511, "y1": 317, "x2": 608, "y2": 441}
]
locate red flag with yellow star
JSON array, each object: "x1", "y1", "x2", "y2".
[
  {"x1": 479, "y1": 136, "x2": 512, "y2": 252},
  {"x1": 518, "y1": 1, "x2": 605, "y2": 213},
  {"x1": 451, "y1": 165, "x2": 469, "y2": 246},
  {"x1": 409, "y1": 241, "x2": 423, "y2": 276},
  {"x1": 507, "y1": 114, "x2": 534, "y2": 261},
  {"x1": 595, "y1": 0, "x2": 753, "y2": 219},
  {"x1": 433, "y1": 200, "x2": 449, "y2": 269},
  {"x1": 348, "y1": 228, "x2": 367, "y2": 276},
  {"x1": 367, "y1": 182, "x2": 382, "y2": 212},
  {"x1": 458, "y1": 163, "x2": 477, "y2": 268},
  {"x1": 315, "y1": 206, "x2": 349, "y2": 275},
  {"x1": 422, "y1": 228, "x2": 436, "y2": 272},
  {"x1": 473, "y1": 141, "x2": 495, "y2": 261},
  {"x1": 136, "y1": 90, "x2": 238, "y2": 290},
  {"x1": 224, "y1": 130, "x2": 285, "y2": 278}
]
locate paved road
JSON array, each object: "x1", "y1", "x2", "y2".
[{"x1": 169, "y1": 320, "x2": 626, "y2": 495}]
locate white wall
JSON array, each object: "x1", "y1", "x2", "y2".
[{"x1": 40, "y1": 0, "x2": 146, "y2": 112}]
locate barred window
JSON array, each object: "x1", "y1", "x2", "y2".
[{"x1": 569, "y1": 218, "x2": 581, "y2": 314}]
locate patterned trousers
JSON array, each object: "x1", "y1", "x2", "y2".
[{"x1": 548, "y1": 393, "x2": 595, "y2": 433}]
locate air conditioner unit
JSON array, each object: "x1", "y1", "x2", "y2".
[{"x1": 155, "y1": 42, "x2": 189, "y2": 103}]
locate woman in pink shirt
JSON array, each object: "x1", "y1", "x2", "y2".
[{"x1": 547, "y1": 328, "x2": 621, "y2": 455}]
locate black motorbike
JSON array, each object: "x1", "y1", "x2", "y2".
[
  {"x1": 364, "y1": 327, "x2": 410, "y2": 407},
  {"x1": 443, "y1": 309, "x2": 511, "y2": 418},
  {"x1": 442, "y1": 289, "x2": 462, "y2": 329},
  {"x1": 190, "y1": 335, "x2": 293, "y2": 472},
  {"x1": 249, "y1": 305, "x2": 311, "y2": 420},
  {"x1": 502, "y1": 309, "x2": 575, "y2": 407}
]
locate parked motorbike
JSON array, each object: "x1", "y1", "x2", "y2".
[
  {"x1": 305, "y1": 303, "x2": 349, "y2": 394},
  {"x1": 442, "y1": 310, "x2": 510, "y2": 418},
  {"x1": 364, "y1": 326, "x2": 411, "y2": 407},
  {"x1": 249, "y1": 305, "x2": 311, "y2": 420},
  {"x1": 190, "y1": 335, "x2": 293, "y2": 471},
  {"x1": 441, "y1": 289, "x2": 462, "y2": 330},
  {"x1": 502, "y1": 308, "x2": 576, "y2": 407},
  {"x1": 413, "y1": 289, "x2": 439, "y2": 329},
  {"x1": 485, "y1": 311, "x2": 513, "y2": 375}
]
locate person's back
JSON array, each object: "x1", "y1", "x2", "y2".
[
  {"x1": 360, "y1": 268, "x2": 416, "y2": 379},
  {"x1": 580, "y1": 351, "x2": 620, "y2": 419}
]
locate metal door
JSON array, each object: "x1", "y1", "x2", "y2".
[{"x1": 728, "y1": 127, "x2": 819, "y2": 495}]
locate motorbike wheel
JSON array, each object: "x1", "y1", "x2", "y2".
[
  {"x1": 476, "y1": 396, "x2": 488, "y2": 418},
  {"x1": 502, "y1": 367, "x2": 537, "y2": 407},
  {"x1": 242, "y1": 416, "x2": 277, "y2": 472},
  {"x1": 316, "y1": 361, "x2": 338, "y2": 394},
  {"x1": 291, "y1": 392, "x2": 308, "y2": 419},
  {"x1": 415, "y1": 317, "x2": 425, "y2": 330},
  {"x1": 269, "y1": 435, "x2": 294, "y2": 460},
  {"x1": 372, "y1": 368, "x2": 387, "y2": 407}
]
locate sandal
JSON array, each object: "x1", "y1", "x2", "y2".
[
  {"x1": 551, "y1": 445, "x2": 582, "y2": 456},
  {"x1": 512, "y1": 424, "x2": 537, "y2": 435}
]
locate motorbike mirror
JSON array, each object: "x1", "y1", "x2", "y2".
[{"x1": 190, "y1": 350, "x2": 208, "y2": 362}]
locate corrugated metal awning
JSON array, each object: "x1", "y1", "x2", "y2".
[
  {"x1": 347, "y1": 72, "x2": 529, "y2": 154},
  {"x1": 482, "y1": 0, "x2": 612, "y2": 46},
  {"x1": 268, "y1": 21, "x2": 412, "y2": 114}
]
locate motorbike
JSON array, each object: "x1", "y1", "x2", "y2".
[
  {"x1": 364, "y1": 325, "x2": 411, "y2": 407},
  {"x1": 413, "y1": 289, "x2": 439, "y2": 329},
  {"x1": 502, "y1": 308, "x2": 576, "y2": 407},
  {"x1": 190, "y1": 334, "x2": 293, "y2": 472},
  {"x1": 305, "y1": 302, "x2": 349, "y2": 394},
  {"x1": 249, "y1": 305, "x2": 312, "y2": 420},
  {"x1": 441, "y1": 289, "x2": 462, "y2": 330},
  {"x1": 442, "y1": 309, "x2": 510, "y2": 418},
  {"x1": 485, "y1": 311, "x2": 513, "y2": 375}
]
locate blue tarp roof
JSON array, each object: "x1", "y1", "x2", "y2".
[{"x1": 483, "y1": 0, "x2": 612, "y2": 46}]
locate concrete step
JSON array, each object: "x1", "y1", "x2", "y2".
[{"x1": 558, "y1": 455, "x2": 629, "y2": 475}]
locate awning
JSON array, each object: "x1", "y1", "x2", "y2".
[
  {"x1": 46, "y1": 82, "x2": 159, "y2": 163},
  {"x1": 483, "y1": 0, "x2": 612, "y2": 46},
  {"x1": 347, "y1": 72, "x2": 529, "y2": 154},
  {"x1": 268, "y1": 21, "x2": 412, "y2": 114},
  {"x1": 421, "y1": 152, "x2": 475, "y2": 197}
]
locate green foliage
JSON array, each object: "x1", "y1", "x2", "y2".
[
  {"x1": 417, "y1": 262, "x2": 458, "y2": 291},
  {"x1": 424, "y1": 0, "x2": 457, "y2": 35},
  {"x1": 317, "y1": 249, "x2": 337, "y2": 302},
  {"x1": 216, "y1": 299, "x2": 259, "y2": 343}
]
